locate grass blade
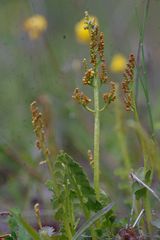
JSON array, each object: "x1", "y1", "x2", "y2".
[
  {"x1": 72, "y1": 203, "x2": 114, "y2": 240},
  {"x1": 10, "y1": 210, "x2": 41, "y2": 240}
]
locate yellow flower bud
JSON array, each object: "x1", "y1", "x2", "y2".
[
  {"x1": 110, "y1": 54, "x2": 127, "y2": 73},
  {"x1": 24, "y1": 15, "x2": 48, "y2": 40}
]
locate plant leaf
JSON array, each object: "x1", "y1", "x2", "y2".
[{"x1": 56, "y1": 152, "x2": 102, "y2": 212}]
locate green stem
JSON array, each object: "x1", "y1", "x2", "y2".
[
  {"x1": 63, "y1": 179, "x2": 74, "y2": 240},
  {"x1": 64, "y1": 212, "x2": 72, "y2": 240},
  {"x1": 42, "y1": 145, "x2": 58, "y2": 196},
  {"x1": 84, "y1": 105, "x2": 95, "y2": 113},
  {"x1": 133, "y1": 100, "x2": 147, "y2": 171},
  {"x1": 65, "y1": 181, "x2": 74, "y2": 235},
  {"x1": 115, "y1": 89, "x2": 131, "y2": 172},
  {"x1": 141, "y1": 44, "x2": 155, "y2": 140},
  {"x1": 99, "y1": 103, "x2": 108, "y2": 112},
  {"x1": 139, "y1": 28, "x2": 153, "y2": 233},
  {"x1": 135, "y1": 0, "x2": 154, "y2": 140},
  {"x1": 144, "y1": 192, "x2": 152, "y2": 233},
  {"x1": 93, "y1": 76, "x2": 100, "y2": 200},
  {"x1": 132, "y1": 100, "x2": 151, "y2": 234}
]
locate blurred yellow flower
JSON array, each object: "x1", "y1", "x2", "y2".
[
  {"x1": 24, "y1": 15, "x2": 48, "y2": 40},
  {"x1": 75, "y1": 16, "x2": 98, "y2": 44},
  {"x1": 110, "y1": 54, "x2": 127, "y2": 73}
]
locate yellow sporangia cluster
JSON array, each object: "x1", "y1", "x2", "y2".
[
  {"x1": 73, "y1": 11, "x2": 116, "y2": 108},
  {"x1": 121, "y1": 54, "x2": 136, "y2": 111},
  {"x1": 30, "y1": 101, "x2": 50, "y2": 158},
  {"x1": 75, "y1": 15, "x2": 127, "y2": 74},
  {"x1": 24, "y1": 15, "x2": 48, "y2": 40}
]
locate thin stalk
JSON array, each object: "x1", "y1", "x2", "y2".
[
  {"x1": 133, "y1": 95, "x2": 148, "y2": 171},
  {"x1": 64, "y1": 213, "x2": 72, "y2": 240},
  {"x1": 132, "y1": 209, "x2": 145, "y2": 228},
  {"x1": 115, "y1": 87, "x2": 131, "y2": 172},
  {"x1": 63, "y1": 181, "x2": 74, "y2": 240},
  {"x1": 42, "y1": 145, "x2": 58, "y2": 196},
  {"x1": 93, "y1": 76, "x2": 100, "y2": 200},
  {"x1": 65, "y1": 182, "x2": 75, "y2": 235},
  {"x1": 132, "y1": 98, "x2": 151, "y2": 233},
  {"x1": 141, "y1": 44, "x2": 155, "y2": 140},
  {"x1": 144, "y1": 192, "x2": 152, "y2": 233},
  {"x1": 118, "y1": 130, "x2": 131, "y2": 171},
  {"x1": 128, "y1": 194, "x2": 136, "y2": 227},
  {"x1": 135, "y1": 0, "x2": 154, "y2": 139},
  {"x1": 99, "y1": 103, "x2": 108, "y2": 112},
  {"x1": 134, "y1": 52, "x2": 153, "y2": 234},
  {"x1": 84, "y1": 105, "x2": 95, "y2": 113}
]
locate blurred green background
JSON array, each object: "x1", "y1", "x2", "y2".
[{"x1": 0, "y1": 0, "x2": 160, "y2": 225}]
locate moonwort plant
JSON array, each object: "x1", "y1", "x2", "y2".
[
  {"x1": 121, "y1": 54, "x2": 153, "y2": 231},
  {"x1": 72, "y1": 11, "x2": 116, "y2": 200},
  {"x1": 120, "y1": 46, "x2": 160, "y2": 235}
]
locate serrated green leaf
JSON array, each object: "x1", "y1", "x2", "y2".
[{"x1": 56, "y1": 152, "x2": 102, "y2": 212}]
